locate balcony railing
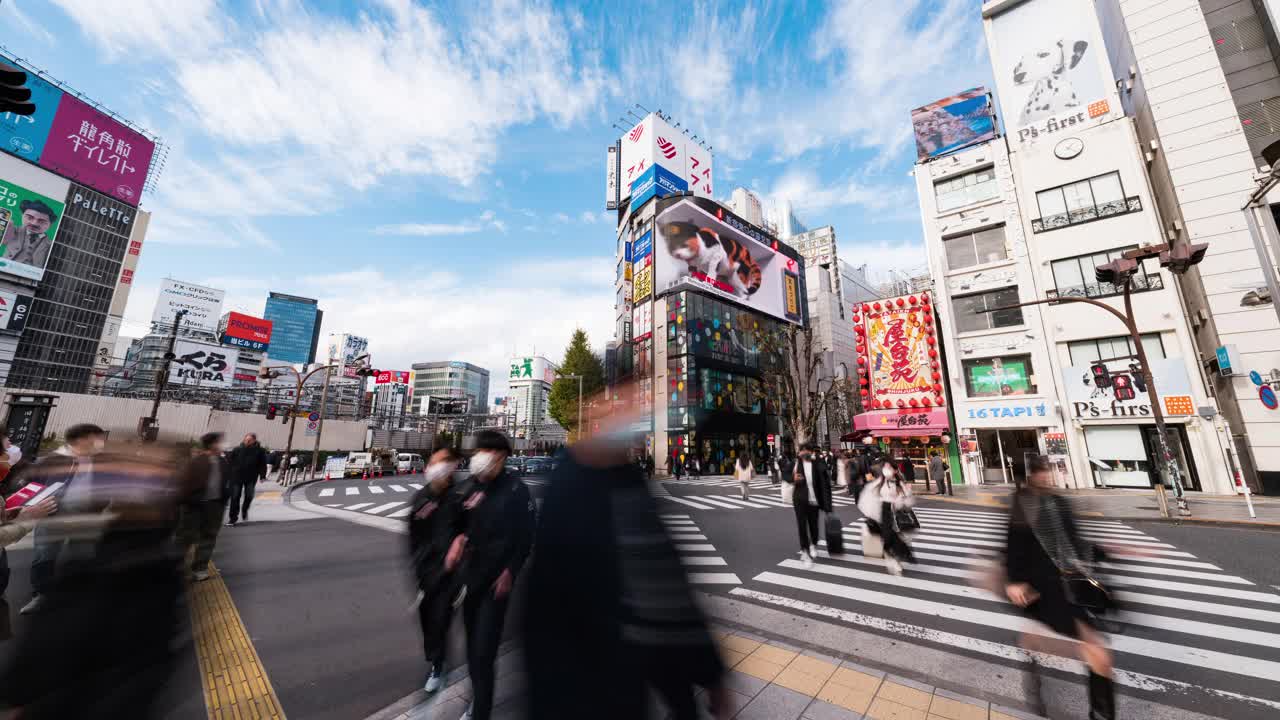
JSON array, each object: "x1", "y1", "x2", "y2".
[
  {"x1": 1031, "y1": 196, "x2": 1143, "y2": 233},
  {"x1": 1046, "y1": 272, "x2": 1163, "y2": 300}
]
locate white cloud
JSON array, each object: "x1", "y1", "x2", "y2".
[
  {"x1": 374, "y1": 222, "x2": 483, "y2": 237},
  {"x1": 50, "y1": 0, "x2": 227, "y2": 59},
  {"x1": 552, "y1": 212, "x2": 571, "y2": 223},
  {"x1": 771, "y1": 168, "x2": 915, "y2": 217},
  {"x1": 841, "y1": 240, "x2": 931, "y2": 284},
  {"x1": 6, "y1": 0, "x2": 55, "y2": 45}
]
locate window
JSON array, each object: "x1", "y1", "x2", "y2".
[
  {"x1": 1049, "y1": 246, "x2": 1162, "y2": 299},
  {"x1": 1067, "y1": 333, "x2": 1165, "y2": 366},
  {"x1": 1032, "y1": 172, "x2": 1140, "y2": 232},
  {"x1": 934, "y1": 167, "x2": 998, "y2": 212},
  {"x1": 963, "y1": 355, "x2": 1036, "y2": 397},
  {"x1": 943, "y1": 226, "x2": 1007, "y2": 270},
  {"x1": 952, "y1": 287, "x2": 1023, "y2": 333}
]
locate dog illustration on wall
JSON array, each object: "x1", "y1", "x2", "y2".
[{"x1": 1012, "y1": 40, "x2": 1089, "y2": 125}]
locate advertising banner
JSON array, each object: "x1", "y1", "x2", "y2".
[
  {"x1": 631, "y1": 301, "x2": 653, "y2": 342},
  {"x1": 110, "y1": 209, "x2": 146, "y2": 316},
  {"x1": 606, "y1": 143, "x2": 619, "y2": 210},
  {"x1": 629, "y1": 163, "x2": 687, "y2": 211},
  {"x1": 93, "y1": 314, "x2": 122, "y2": 376},
  {"x1": 1061, "y1": 358, "x2": 1195, "y2": 419},
  {"x1": 654, "y1": 196, "x2": 801, "y2": 325},
  {"x1": 0, "y1": 54, "x2": 62, "y2": 162},
  {"x1": 632, "y1": 229, "x2": 654, "y2": 303},
  {"x1": 618, "y1": 113, "x2": 714, "y2": 202},
  {"x1": 911, "y1": 87, "x2": 997, "y2": 160},
  {"x1": 509, "y1": 356, "x2": 556, "y2": 384},
  {"x1": 988, "y1": 0, "x2": 1112, "y2": 146},
  {"x1": 153, "y1": 278, "x2": 225, "y2": 333},
  {"x1": 169, "y1": 338, "x2": 237, "y2": 389},
  {"x1": 375, "y1": 370, "x2": 410, "y2": 385},
  {"x1": 0, "y1": 290, "x2": 32, "y2": 332},
  {"x1": 329, "y1": 333, "x2": 369, "y2": 379},
  {"x1": 0, "y1": 173, "x2": 64, "y2": 281},
  {"x1": 219, "y1": 311, "x2": 273, "y2": 353},
  {"x1": 855, "y1": 293, "x2": 941, "y2": 410}
]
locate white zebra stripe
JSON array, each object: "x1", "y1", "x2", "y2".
[
  {"x1": 368, "y1": 485, "x2": 385, "y2": 494},
  {"x1": 366, "y1": 502, "x2": 405, "y2": 515},
  {"x1": 319, "y1": 488, "x2": 335, "y2": 497}
]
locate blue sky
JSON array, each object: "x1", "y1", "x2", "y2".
[{"x1": 2, "y1": 0, "x2": 990, "y2": 396}]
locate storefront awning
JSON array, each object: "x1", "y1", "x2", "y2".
[{"x1": 853, "y1": 407, "x2": 950, "y2": 437}]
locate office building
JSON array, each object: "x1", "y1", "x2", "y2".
[
  {"x1": 727, "y1": 187, "x2": 766, "y2": 227},
  {"x1": 263, "y1": 292, "x2": 322, "y2": 366},
  {"x1": 506, "y1": 355, "x2": 567, "y2": 446},
  {"x1": 766, "y1": 197, "x2": 808, "y2": 239},
  {"x1": 411, "y1": 360, "x2": 490, "y2": 415}
]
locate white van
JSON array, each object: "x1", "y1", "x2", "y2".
[{"x1": 396, "y1": 453, "x2": 425, "y2": 474}]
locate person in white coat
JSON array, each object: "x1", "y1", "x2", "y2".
[
  {"x1": 734, "y1": 455, "x2": 753, "y2": 500},
  {"x1": 857, "y1": 460, "x2": 917, "y2": 575}
]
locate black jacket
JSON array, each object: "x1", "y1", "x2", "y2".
[
  {"x1": 227, "y1": 443, "x2": 268, "y2": 484},
  {"x1": 180, "y1": 454, "x2": 230, "y2": 503},
  {"x1": 407, "y1": 481, "x2": 465, "y2": 594},
  {"x1": 790, "y1": 456, "x2": 834, "y2": 512},
  {"x1": 457, "y1": 470, "x2": 535, "y2": 589}
]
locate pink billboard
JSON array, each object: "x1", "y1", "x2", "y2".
[{"x1": 39, "y1": 94, "x2": 155, "y2": 206}]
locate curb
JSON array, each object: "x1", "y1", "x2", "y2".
[{"x1": 362, "y1": 641, "x2": 520, "y2": 720}]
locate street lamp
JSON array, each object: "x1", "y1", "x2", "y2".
[
  {"x1": 139, "y1": 309, "x2": 188, "y2": 442},
  {"x1": 993, "y1": 242, "x2": 1206, "y2": 518},
  {"x1": 260, "y1": 361, "x2": 338, "y2": 483}
]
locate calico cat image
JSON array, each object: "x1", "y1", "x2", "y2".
[{"x1": 661, "y1": 221, "x2": 762, "y2": 297}]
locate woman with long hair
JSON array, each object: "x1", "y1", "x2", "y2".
[
  {"x1": 1004, "y1": 456, "x2": 1115, "y2": 719},
  {"x1": 856, "y1": 459, "x2": 916, "y2": 575},
  {"x1": 734, "y1": 454, "x2": 753, "y2": 501}
]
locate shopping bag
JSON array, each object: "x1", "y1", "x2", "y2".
[
  {"x1": 825, "y1": 513, "x2": 844, "y2": 555},
  {"x1": 780, "y1": 481, "x2": 794, "y2": 504},
  {"x1": 861, "y1": 522, "x2": 883, "y2": 558}
]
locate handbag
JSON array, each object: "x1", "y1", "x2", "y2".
[
  {"x1": 824, "y1": 512, "x2": 844, "y2": 555},
  {"x1": 1062, "y1": 569, "x2": 1112, "y2": 612},
  {"x1": 780, "y1": 480, "x2": 794, "y2": 504},
  {"x1": 893, "y1": 507, "x2": 920, "y2": 532}
]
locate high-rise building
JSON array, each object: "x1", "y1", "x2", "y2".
[
  {"x1": 410, "y1": 361, "x2": 490, "y2": 415},
  {"x1": 263, "y1": 292, "x2": 322, "y2": 365},
  {"x1": 506, "y1": 355, "x2": 567, "y2": 446},
  {"x1": 728, "y1": 187, "x2": 766, "y2": 227},
  {"x1": 766, "y1": 197, "x2": 807, "y2": 239}
]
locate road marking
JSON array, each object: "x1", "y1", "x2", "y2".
[
  {"x1": 346, "y1": 502, "x2": 374, "y2": 511},
  {"x1": 389, "y1": 484, "x2": 407, "y2": 492},
  {"x1": 729, "y1": 588, "x2": 1280, "y2": 712},
  {"x1": 387, "y1": 506, "x2": 412, "y2": 518},
  {"x1": 751, "y1": 571, "x2": 1280, "y2": 682},
  {"x1": 715, "y1": 496, "x2": 775, "y2": 509},
  {"x1": 696, "y1": 496, "x2": 749, "y2": 509},
  {"x1": 318, "y1": 488, "x2": 334, "y2": 497},
  {"x1": 668, "y1": 533, "x2": 707, "y2": 540},
  {"x1": 662, "y1": 496, "x2": 717, "y2": 510},
  {"x1": 368, "y1": 485, "x2": 385, "y2": 494},
  {"x1": 659, "y1": 513, "x2": 690, "y2": 519},
  {"x1": 189, "y1": 564, "x2": 285, "y2": 720},
  {"x1": 344, "y1": 487, "x2": 359, "y2": 496},
  {"x1": 676, "y1": 543, "x2": 716, "y2": 552},
  {"x1": 688, "y1": 572, "x2": 741, "y2": 584},
  {"x1": 680, "y1": 556, "x2": 728, "y2": 566},
  {"x1": 366, "y1": 502, "x2": 406, "y2": 515},
  {"x1": 410, "y1": 483, "x2": 423, "y2": 489}
]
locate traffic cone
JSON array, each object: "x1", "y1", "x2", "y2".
[{"x1": 362, "y1": 468, "x2": 368, "y2": 481}]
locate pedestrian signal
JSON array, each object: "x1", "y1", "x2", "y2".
[
  {"x1": 1113, "y1": 374, "x2": 1136, "y2": 401},
  {"x1": 1090, "y1": 363, "x2": 1112, "y2": 389},
  {"x1": 266, "y1": 404, "x2": 278, "y2": 420}
]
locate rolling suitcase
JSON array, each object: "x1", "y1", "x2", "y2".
[
  {"x1": 825, "y1": 513, "x2": 844, "y2": 555},
  {"x1": 861, "y1": 522, "x2": 884, "y2": 558}
]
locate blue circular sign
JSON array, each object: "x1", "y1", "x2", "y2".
[
  {"x1": 1250, "y1": 370, "x2": 1265, "y2": 387},
  {"x1": 1261, "y1": 386, "x2": 1278, "y2": 411}
]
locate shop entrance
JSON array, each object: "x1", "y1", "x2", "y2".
[
  {"x1": 976, "y1": 428, "x2": 1039, "y2": 485},
  {"x1": 1083, "y1": 424, "x2": 1201, "y2": 490}
]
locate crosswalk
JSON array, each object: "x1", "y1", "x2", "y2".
[
  {"x1": 727, "y1": 505, "x2": 1280, "y2": 708},
  {"x1": 660, "y1": 490, "x2": 860, "y2": 511},
  {"x1": 317, "y1": 483, "x2": 422, "y2": 499},
  {"x1": 666, "y1": 477, "x2": 778, "y2": 490},
  {"x1": 660, "y1": 514, "x2": 739, "y2": 586}
]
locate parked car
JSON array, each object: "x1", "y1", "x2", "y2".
[
  {"x1": 504, "y1": 457, "x2": 524, "y2": 477},
  {"x1": 524, "y1": 456, "x2": 552, "y2": 475},
  {"x1": 396, "y1": 452, "x2": 424, "y2": 474}
]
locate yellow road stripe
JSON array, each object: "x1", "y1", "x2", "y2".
[{"x1": 189, "y1": 564, "x2": 286, "y2": 720}]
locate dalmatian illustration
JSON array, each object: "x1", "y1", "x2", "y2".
[{"x1": 1012, "y1": 40, "x2": 1089, "y2": 125}]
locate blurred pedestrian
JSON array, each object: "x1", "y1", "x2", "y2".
[
  {"x1": 1004, "y1": 456, "x2": 1114, "y2": 719},
  {"x1": 178, "y1": 432, "x2": 229, "y2": 581},
  {"x1": 836, "y1": 451, "x2": 853, "y2": 491},
  {"x1": 929, "y1": 450, "x2": 949, "y2": 495},
  {"x1": 288, "y1": 453, "x2": 301, "y2": 482},
  {"x1": 670, "y1": 453, "x2": 683, "y2": 480},
  {"x1": 896, "y1": 454, "x2": 916, "y2": 486},
  {"x1": 407, "y1": 447, "x2": 464, "y2": 694},
  {"x1": 734, "y1": 454, "x2": 753, "y2": 500},
  {"x1": 20, "y1": 423, "x2": 107, "y2": 615},
  {"x1": 225, "y1": 433, "x2": 267, "y2": 526},
  {"x1": 1, "y1": 495, "x2": 56, "y2": 599},
  {"x1": 454, "y1": 431, "x2": 535, "y2": 720},
  {"x1": 857, "y1": 459, "x2": 916, "y2": 576},
  {"x1": 525, "y1": 390, "x2": 728, "y2": 720},
  {"x1": 788, "y1": 443, "x2": 833, "y2": 569}
]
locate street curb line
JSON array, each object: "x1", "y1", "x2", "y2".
[
  {"x1": 285, "y1": 487, "x2": 408, "y2": 535},
  {"x1": 361, "y1": 642, "x2": 520, "y2": 720},
  {"x1": 191, "y1": 564, "x2": 287, "y2": 720}
]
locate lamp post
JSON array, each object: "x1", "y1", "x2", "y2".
[
  {"x1": 139, "y1": 309, "x2": 188, "y2": 442},
  {"x1": 993, "y1": 243, "x2": 1206, "y2": 518},
  {"x1": 558, "y1": 373, "x2": 585, "y2": 441},
  {"x1": 260, "y1": 360, "x2": 343, "y2": 483}
]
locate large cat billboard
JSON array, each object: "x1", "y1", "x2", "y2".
[{"x1": 654, "y1": 196, "x2": 802, "y2": 325}]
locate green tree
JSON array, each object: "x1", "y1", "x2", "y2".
[{"x1": 548, "y1": 328, "x2": 605, "y2": 440}]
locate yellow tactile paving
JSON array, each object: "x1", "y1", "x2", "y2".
[
  {"x1": 930, "y1": 695, "x2": 990, "y2": 720},
  {"x1": 867, "y1": 697, "x2": 930, "y2": 720},
  {"x1": 773, "y1": 654, "x2": 838, "y2": 697},
  {"x1": 189, "y1": 564, "x2": 286, "y2": 720},
  {"x1": 878, "y1": 681, "x2": 933, "y2": 711}
]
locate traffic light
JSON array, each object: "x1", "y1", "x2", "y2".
[
  {"x1": 1094, "y1": 257, "x2": 1138, "y2": 285},
  {"x1": 0, "y1": 63, "x2": 35, "y2": 116},
  {"x1": 1113, "y1": 374, "x2": 1136, "y2": 401},
  {"x1": 266, "y1": 404, "x2": 278, "y2": 420},
  {"x1": 1090, "y1": 363, "x2": 1112, "y2": 389}
]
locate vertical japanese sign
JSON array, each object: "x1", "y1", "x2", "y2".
[
  {"x1": 631, "y1": 230, "x2": 653, "y2": 303},
  {"x1": 854, "y1": 293, "x2": 942, "y2": 410}
]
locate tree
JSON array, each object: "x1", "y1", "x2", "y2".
[
  {"x1": 752, "y1": 323, "x2": 842, "y2": 449},
  {"x1": 548, "y1": 328, "x2": 605, "y2": 440}
]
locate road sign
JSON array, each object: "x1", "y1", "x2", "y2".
[
  {"x1": 308, "y1": 411, "x2": 320, "y2": 422},
  {"x1": 1250, "y1": 370, "x2": 1264, "y2": 386},
  {"x1": 305, "y1": 420, "x2": 320, "y2": 436},
  {"x1": 1260, "y1": 386, "x2": 1278, "y2": 411}
]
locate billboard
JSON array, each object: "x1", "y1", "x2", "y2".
[
  {"x1": 629, "y1": 163, "x2": 687, "y2": 211},
  {"x1": 170, "y1": 338, "x2": 238, "y2": 389},
  {"x1": 219, "y1": 311, "x2": 273, "y2": 353},
  {"x1": 0, "y1": 167, "x2": 65, "y2": 281},
  {"x1": 375, "y1": 370, "x2": 410, "y2": 385},
  {"x1": 988, "y1": 0, "x2": 1112, "y2": 146},
  {"x1": 1061, "y1": 358, "x2": 1195, "y2": 419},
  {"x1": 153, "y1": 278, "x2": 225, "y2": 333},
  {"x1": 509, "y1": 356, "x2": 556, "y2": 384},
  {"x1": 0, "y1": 290, "x2": 33, "y2": 332},
  {"x1": 605, "y1": 143, "x2": 619, "y2": 210},
  {"x1": 632, "y1": 230, "x2": 654, "y2": 303},
  {"x1": 911, "y1": 87, "x2": 997, "y2": 160},
  {"x1": 617, "y1": 113, "x2": 714, "y2": 202},
  {"x1": 654, "y1": 196, "x2": 802, "y2": 325},
  {"x1": 0, "y1": 53, "x2": 156, "y2": 206},
  {"x1": 854, "y1": 293, "x2": 941, "y2": 410},
  {"x1": 328, "y1": 333, "x2": 370, "y2": 378},
  {"x1": 631, "y1": 301, "x2": 653, "y2": 342}
]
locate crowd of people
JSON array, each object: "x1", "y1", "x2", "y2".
[{"x1": 0, "y1": 409, "x2": 1121, "y2": 719}]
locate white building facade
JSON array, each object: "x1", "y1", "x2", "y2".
[{"x1": 506, "y1": 355, "x2": 567, "y2": 446}]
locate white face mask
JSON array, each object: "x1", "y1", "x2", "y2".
[
  {"x1": 426, "y1": 462, "x2": 453, "y2": 483},
  {"x1": 882, "y1": 465, "x2": 895, "y2": 479},
  {"x1": 470, "y1": 451, "x2": 500, "y2": 479}
]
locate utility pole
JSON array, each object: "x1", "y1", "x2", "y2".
[{"x1": 139, "y1": 309, "x2": 187, "y2": 442}]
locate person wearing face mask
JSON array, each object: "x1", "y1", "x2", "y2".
[
  {"x1": 407, "y1": 447, "x2": 464, "y2": 694},
  {"x1": 857, "y1": 458, "x2": 916, "y2": 576},
  {"x1": 19, "y1": 423, "x2": 107, "y2": 615},
  {"x1": 788, "y1": 443, "x2": 833, "y2": 569},
  {"x1": 451, "y1": 431, "x2": 535, "y2": 720}
]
